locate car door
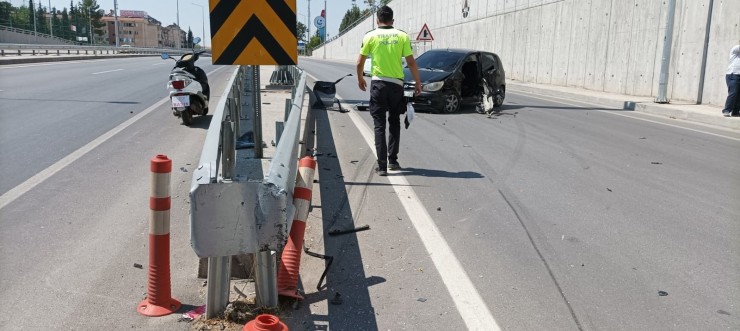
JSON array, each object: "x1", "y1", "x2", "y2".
[{"x1": 481, "y1": 52, "x2": 498, "y2": 92}]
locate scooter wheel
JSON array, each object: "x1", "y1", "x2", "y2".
[{"x1": 181, "y1": 110, "x2": 193, "y2": 126}]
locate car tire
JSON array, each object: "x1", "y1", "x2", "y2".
[
  {"x1": 443, "y1": 92, "x2": 461, "y2": 113},
  {"x1": 493, "y1": 86, "x2": 505, "y2": 107}
]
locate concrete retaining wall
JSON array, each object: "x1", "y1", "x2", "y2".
[{"x1": 312, "y1": 0, "x2": 740, "y2": 107}]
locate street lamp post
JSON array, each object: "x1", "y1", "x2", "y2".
[
  {"x1": 176, "y1": 0, "x2": 181, "y2": 48},
  {"x1": 191, "y1": 3, "x2": 206, "y2": 49},
  {"x1": 48, "y1": 0, "x2": 53, "y2": 38}
]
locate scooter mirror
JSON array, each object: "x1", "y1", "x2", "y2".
[
  {"x1": 193, "y1": 37, "x2": 202, "y2": 45},
  {"x1": 161, "y1": 53, "x2": 170, "y2": 60}
]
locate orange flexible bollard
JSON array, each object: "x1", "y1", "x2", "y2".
[
  {"x1": 243, "y1": 314, "x2": 288, "y2": 331},
  {"x1": 277, "y1": 157, "x2": 317, "y2": 299},
  {"x1": 137, "y1": 154, "x2": 181, "y2": 316}
]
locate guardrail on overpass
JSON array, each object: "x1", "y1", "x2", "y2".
[
  {"x1": 0, "y1": 43, "x2": 194, "y2": 57},
  {"x1": 189, "y1": 64, "x2": 307, "y2": 318}
]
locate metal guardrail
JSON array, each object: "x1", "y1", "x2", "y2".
[
  {"x1": 190, "y1": 64, "x2": 307, "y2": 318},
  {"x1": 0, "y1": 43, "x2": 195, "y2": 57}
]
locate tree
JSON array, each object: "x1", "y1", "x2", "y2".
[
  {"x1": 0, "y1": 2, "x2": 11, "y2": 27},
  {"x1": 339, "y1": 5, "x2": 362, "y2": 33},
  {"x1": 51, "y1": 7, "x2": 61, "y2": 37},
  {"x1": 28, "y1": 0, "x2": 35, "y2": 30},
  {"x1": 61, "y1": 8, "x2": 71, "y2": 40},
  {"x1": 296, "y1": 21, "x2": 307, "y2": 42},
  {"x1": 306, "y1": 33, "x2": 322, "y2": 50},
  {"x1": 35, "y1": 3, "x2": 48, "y2": 34},
  {"x1": 79, "y1": 0, "x2": 105, "y2": 42},
  {"x1": 187, "y1": 28, "x2": 193, "y2": 48}
]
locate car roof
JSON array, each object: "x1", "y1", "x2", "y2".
[{"x1": 425, "y1": 48, "x2": 498, "y2": 56}]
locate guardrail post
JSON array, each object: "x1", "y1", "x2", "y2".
[
  {"x1": 1, "y1": 50, "x2": 4, "y2": 56},
  {"x1": 255, "y1": 250, "x2": 278, "y2": 307},
  {"x1": 252, "y1": 65, "x2": 263, "y2": 158},
  {"x1": 17, "y1": 50, "x2": 20, "y2": 56},
  {"x1": 205, "y1": 256, "x2": 231, "y2": 318},
  {"x1": 68, "y1": 50, "x2": 70, "y2": 55},
  {"x1": 32, "y1": 50, "x2": 35, "y2": 56}
]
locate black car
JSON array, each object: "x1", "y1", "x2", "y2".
[{"x1": 403, "y1": 49, "x2": 506, "y2": 113}]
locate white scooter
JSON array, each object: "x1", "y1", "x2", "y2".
[{"x1": 161, "y1": 37, "x2": 209, "y2": 126}]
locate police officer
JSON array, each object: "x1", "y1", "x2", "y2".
[{"x1": 356, "y1": 5, "x2": 422, "y2": 176}]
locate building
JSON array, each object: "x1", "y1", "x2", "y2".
[
  {"x1": 161, "y1": 24, "x2": 186, "y2": 49},
  {"x1": 100, "y1": 10, "x2": 165, "y2": 48}
]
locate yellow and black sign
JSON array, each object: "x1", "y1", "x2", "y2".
[{"x1": 210, "y1": 0, "x2": 297, "y2": 65}]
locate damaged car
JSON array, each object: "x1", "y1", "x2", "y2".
[{"x1": 403, "y1": 48, "x2": 505, "y2": 113}]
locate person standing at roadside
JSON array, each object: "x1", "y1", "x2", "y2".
[
  {"x1": 722, "y1": 42, "x2": 740, "y2": 117},
  {"x1": 356, "y1": 5, "x2": 422, "y2": 176}
]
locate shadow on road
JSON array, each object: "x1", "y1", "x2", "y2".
[
  {"x1": 0, "y1": 97, "x2": 141, "y2": 105},
  {"x1": 282, "y1": 103, "x2": 381, "y2": 331}
]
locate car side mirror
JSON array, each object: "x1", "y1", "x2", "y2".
[{"x1": 161, "y1": 53, "x2": 170, "y2": 60}]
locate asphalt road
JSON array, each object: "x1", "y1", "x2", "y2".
[
  {"x1": 290, "y1": 57, "x2": 740, "y2": 330},
  {"x1": 0, "y1": 56, "x2": 221, "y2": 195},
  {"x1": 0, "y1": 56, "x2": 235, "y2": 329},
  {"x1": 0, "y1": 56, "x2": 737, "y2": 330}
]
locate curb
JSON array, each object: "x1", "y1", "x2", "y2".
[{"x1": 506, "y1": 81, "x2": 739, "y2": 131}]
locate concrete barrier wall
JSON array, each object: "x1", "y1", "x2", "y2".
[
  {"x1": 313, "y1": 0, "x2": 740, "y2": 107},
  {"x1": 0, "y1": 29, "x2": 77, "y2": 45}
]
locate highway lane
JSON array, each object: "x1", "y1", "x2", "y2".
[
  {"x1": 297, "y1": 57, "x2": 740, "y2": 330},
  {"x1": 0, "y1": 56, "x2": 220, "y2": 195},
  {"x1": 0, "y1": 60, "x2": 237, "y2": 329}
]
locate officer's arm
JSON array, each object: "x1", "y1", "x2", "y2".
[
  {"x1": 405, "y1": 55, "x2": 422, "y2": 95},
  {"x1": 356, "y1": 54, "x2": 367, "y2": 78}
]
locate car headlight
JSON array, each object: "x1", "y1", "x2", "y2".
[{"x1": 423, "y1": 81, "x2": 444, "y2": 92}]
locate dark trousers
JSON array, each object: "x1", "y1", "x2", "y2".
[
  {"x1": 369, "y1": 80, "x2": 404, "y2": 168},
  {"x1": 723, "y1": 73, "x2": 740, "y2": 115}
]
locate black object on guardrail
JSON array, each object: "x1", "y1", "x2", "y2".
[{"x1": 312, "y1": 74, "x2": 352, "y2": 108}]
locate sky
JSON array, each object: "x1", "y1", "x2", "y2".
[{"x1": 9, "y1": 0, "x2": 373, "y2": 46}]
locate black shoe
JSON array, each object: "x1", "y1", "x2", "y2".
[
  {"x1": 732, "y1": 113, "x2": 740, "y2": 117},
  {"x1": 375, "y1": 167, "x2": 387, "y2": 176},
  {"x1": 388, "y1": 162, "x2": 401, "y2": 171}
]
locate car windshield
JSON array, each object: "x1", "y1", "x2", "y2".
[{"x1": 415, "y1": 51, "x2": 466, "y2": 72}]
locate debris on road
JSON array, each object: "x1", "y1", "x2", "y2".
[
  {"x1": 180, "y1": 167, "x2": 188, "y2": 172},
  {"x1": 417, "y1": 298, "x2": 427, "y2": 302},
  {"x1": 658, "y1": 291, "x2": 668, "y2": 296},
  {"x1": 133, "y1": 263, "x2": 143, "y2": 269},
  {"x1": 181, "y1": 305, "x2": 206, "y2": 321},
  {"x1": 607, "y1": 188, "x2": 612, "y2": 192},
  {"x1": 436, "y1": 207, "x2": 442, "y2": 211},
  {"x1": 328, "y1": 224, "x2": 370, "y2": 236},
  {"x1": 330, "y1": 292, "x2": 343, "y2": 305},
  {"x1": 651, "y1": 162, "x2": 663, "y2": 165}
]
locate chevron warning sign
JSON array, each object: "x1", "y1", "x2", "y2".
[{"x1": 210, "y1": 0, "x2": 297, "y2": 65}]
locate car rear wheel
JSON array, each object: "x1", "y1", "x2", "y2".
[
  {"x1": 493, "y1": 86, "x2": 505, "y2": 107},
  {"x1": 443, "y1": 93, "x2": 460, "y2": 113}
]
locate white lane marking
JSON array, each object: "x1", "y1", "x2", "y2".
[
  {"x1": 91, "y1": 69, "x2": 124, "y2": 75},
  {"x1": 152, "y1": 63, "x2": 168, "y2": 66},
  {"x1": 332, "y1": 90, "x2": 501, "y2": 330},
  {"x1": 0, "y1": 66, "x2": 227, "y2": 211},
  {"x1": 0, "y1": 97, "x2": 167, "y2": 211},
  {"x1": 510, "y1": 89, "x2": 740, "y2": 141}
]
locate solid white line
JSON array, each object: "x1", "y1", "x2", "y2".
[
  {"x1": 0, "y1": 97, "x2": 168, "y2": 210},
  {"x1": 334, "y1": 91, "x2": 501, "y2": 330},
  {"x1": 510, "y1": 89, "x2": 740, "y2": 141},
  {"x1": 0, "y1": 66, "x2": 226, "y2": 211},
  {"x1": 91, "y1": 69, "x2": 124, "y2": 75}
]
